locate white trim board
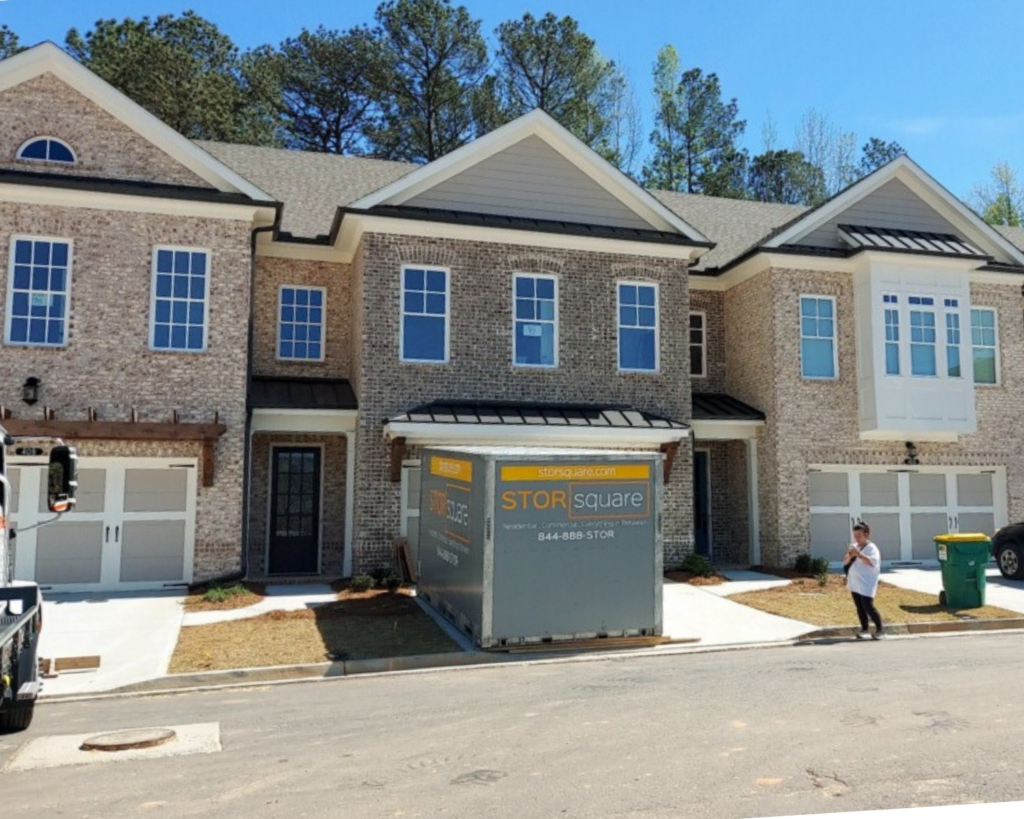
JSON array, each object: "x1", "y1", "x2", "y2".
[
  {"x1": 0, "y1": 43, "x2": 272, "y2": 200},
  {"x1": 384, "y1": 422, "x2": 689, "y2": 448},
  {"x1": 251, "y1": 409, "x2": 358, "y2": 434}
]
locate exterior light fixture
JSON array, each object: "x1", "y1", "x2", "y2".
[
  {"x1": 904, "y1": 441, "x2": 919, "y2": 466},
  {"x1": 22, "y1": 376, "x2": 40, "y2": 406}
]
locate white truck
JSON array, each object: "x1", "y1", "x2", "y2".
[{"x1": 0, "y1": 422, "x2": 78, "y2": 731}]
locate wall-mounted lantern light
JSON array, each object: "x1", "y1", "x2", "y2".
[
  {"x1": 22, "y1": 376, "x2": 40, "y2": 406},
  {"x1": 904, "y1": 441, "x2": 920, "y2": 466}
]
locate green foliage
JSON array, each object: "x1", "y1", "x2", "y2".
[
  {"x1": 747, "y1": 149, "x2": 825, "y2": 205},
  {"x1": 681, "y1": 553, "x2": 715, "y2": 578},
  {"x1": 369, "y1": 566, "x2": 402, "y2": 591},
  {"x1": 859, "y1": 137, "x2": 905, "y2": 176},
  {"x1": 0, "y1": 25, "x2": 22, "y2": 61},
  {"x1": 794, "y1": 553, "x2": 830, "y2": 577},
  {"x1": 350, "y1": 574, "x2": 375, "y2": 592},
  {"x1": 971, "y1": 162, "x2": 1024, "y2": 227},
  {"x1": 202, "y1": 583, "x2": 248, "y2": 604},
  {"x1": 65, "y1": 11, "x2": 280, "y2": 145},
  {"x1": 368, "y1": 0, "x2": 489, "y2": 162},
  {"x1": 270, "y1": 25, "x2": 384, "y2": 154},
  {"x1": 641, "y1": 46, "x2": 747, "y2": 196}
]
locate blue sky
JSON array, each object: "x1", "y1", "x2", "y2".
[{"x1": 2, "y1": 0, "x2": 1022, "y2": 199}]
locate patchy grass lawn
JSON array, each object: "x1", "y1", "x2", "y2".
[
  {"x1": 731, "y1": 573, "x2": 1020, "y2": 627},
  {"x1": 170, "y1": 588, "x2": 462, "y2": 673},
  {"x1": 182, "y1": 582, "x2": 266, "y2": 612}
]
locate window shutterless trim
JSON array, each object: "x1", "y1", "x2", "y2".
[
  {"x1": 512, "y1": 271, "x2": 559, "y2": 369},
  {"x1": 148, "y1": 245, "x2": 212, "y2": 354},
  {"x1": 616, "y1": 279, "x2": 660, "y2": 373},
  {"x1": 799, "y1": 294, "x2": 838, "y2": 380},
  {"x1": 399, "y1": 263, "x2": 451, "y2": 364},
  {"x1": 15, "y1": 135, "x2": 77, "y2": 164},
  {"x1": 276, "y1": 284, "x2": 327, "y2": 363},
  {"x1": 971, "y1": 306, "x2": 1000, "y2": 386},
  {"x1": 689, "y1": 310, "x2": 707, "y2": 378},
  {"x1": 4, "y1": 233, "x2": 74, "y2": 348}
]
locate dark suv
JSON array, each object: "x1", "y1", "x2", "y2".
[{"x1": 991, "y1": 524, "x2": 1024, "y2": 580}]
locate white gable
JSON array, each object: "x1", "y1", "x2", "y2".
[{"x1": 352, "y1": 109, "x2": 710, "y2": 245}]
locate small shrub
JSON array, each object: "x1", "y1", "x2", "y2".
[
  {"x1": 350, "y1": 574, "x2": 375, "y2": 592},
  {"x1": 816, "y1": 571, "x2": 829, "y2": 587},
  {"x1": 794, "y1": 554, "x2": 830, "y2": 577},
  {"x1": 681, "y1": 553, "x2": 714, "y2": 578},
  {"x1": 384, "y1": 573, "x2": 402, "y2": 592},
  {"x1": 202, "y1": 583, "x2": 247, "y2": 604},
  {"x1": 810, "y1": 556, "x2": 830, "y2": 576},
  {"x1": 794, "y1": 553, "x2": 813, "y2": 574}
]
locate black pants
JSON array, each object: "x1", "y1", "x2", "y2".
[{"x1": 851, "y1": 592, "x2": 883, "y2": 632}]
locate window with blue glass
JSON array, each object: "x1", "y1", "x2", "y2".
[
  {"x1": 908, "y1": 296, "x2": 937, "y2": 376},
  {"x1": 278, "y1": 286, "x2": 325, "y2": 361},
  {"x1": 151, "y1": 248, "x2": 209, "y2": 352},
  {"x1": 799, "y1": 296, "x2": 836, "y2": 379},
  {"x1": 5, "y1": 237, "x2": 71, "y2": 347},
  {"x1": 883, "y1": 294, "x2": 900, "y2": 375},
  {"x1": 401, "y1": 266, "x2": 448, "y2": 363},
  {"x1": 971, "y1": 307, "x2": 998, "y2": 385},
  {"x1": 618, "y1": 282, "x2": 658, "y2": 371},
  {"x1": 945, "y1": 299, "x2": 961, "y2": 378},
  {"x1": 17, "y1": 137, "x2": 75, "y2": 164},
  {"x1": 514, "y1": 274, "x2": 557, "y2": 367}
]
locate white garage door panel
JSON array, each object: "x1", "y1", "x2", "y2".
[
  {"x1": 7, "y1": 467, "x2": 21, "y2": 514},
  {"x1": 120, "y1": 520, "x2": 186, "y2": 582},
  {"x1": 35, "y1": 522, "x2": 103, "y2": 585},
  {"x1": 124, "y1": 470, "x2": 188, "y2": 513},
  {"x1": 809, "y1": 468, "x2": 1005, "y2": 564},
  {"x1": 38, "y1": 468, "x2": 106, "y2": 514}
]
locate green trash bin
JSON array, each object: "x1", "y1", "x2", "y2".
[{"x1": 934, "y1": 533, "x2": 991, "y2": 609}]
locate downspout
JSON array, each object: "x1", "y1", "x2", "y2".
[{"x1": 206, "y1": 220, "x2": 277, "y2": 586}]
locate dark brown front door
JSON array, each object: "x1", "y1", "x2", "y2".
[{"x1": 269, "y1": 447, "x2": 321, "y2": 575}]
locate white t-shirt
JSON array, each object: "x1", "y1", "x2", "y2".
[{"x1": 847, "y1": 541, "x2": 881, "y2": 598}]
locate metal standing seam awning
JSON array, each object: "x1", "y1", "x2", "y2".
[
  {"x1": 837, "y1": 224, "x2": 990, "y2": 259},
  {"x1": 248, "y1": 376, "x2": 359, "y2": 434},
  {"x1": 383, "y1": 401, "x2": 691, "y2": 482},
  {"x1": 690, "y1": 393, "x2": 765, "y2": 440}
]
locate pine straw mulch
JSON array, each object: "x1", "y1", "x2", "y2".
[
  {"x1": 664, "y1": 570, "x2": 727, "y2": 586},
  {"x1": 181, "y1": 582, "x2": 267, "y2": 612},
  {"x1": 170, "y1": 587, "x2": 462, "y2": 673},
  {"x1": 730, "y1": 571, "x2": 1020, "y2": 627}
]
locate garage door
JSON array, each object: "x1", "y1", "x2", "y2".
[
  {"x1": 7, "y1": 457, "x2": 197, "y2": 591},
  {"x1": 809, "y1": 467, "x2": 1006, "y2": 565}
]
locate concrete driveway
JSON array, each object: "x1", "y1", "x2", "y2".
[
  {"x1": 37, "y1": 590, "x2": 185, "y2": 697},
  {"x1": 881, "y1": 564, "x2": 1024, "y2": 614}
]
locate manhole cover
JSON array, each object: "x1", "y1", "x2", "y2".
[{"x1": 80, "y1": 728, "x2": 177, "y2": 752}]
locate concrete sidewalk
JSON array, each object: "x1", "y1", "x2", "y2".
[{"x1": 881, "y1": 565, "x2": 1024, "y2": 614}]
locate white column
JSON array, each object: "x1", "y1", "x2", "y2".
[
  {"x1": 343, "y1": 431, "x2": 356, "y2": 577},
  {"x1": 745, "y1": 438, "x2": 760, "y2": 565}
]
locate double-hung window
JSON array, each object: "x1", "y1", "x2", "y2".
[
  {"x1": 971, "y1": 307, "x2": 998, "y2": 385},
  {"x1": 151, "y1": 247, "x2": 209, "y2": 352},
  {"x1": 908, "y1": 295, "x2": 937, "y2": 377},
  {"x1": 944, "y1": 298, "x2": 962, "y2": 378},
  {"x1": 513, "y1": 273, "x2": 557, "y2": 367},
  {"x1": 618, "y1": 282, "x2": 659, "y2": 372},
  {"x1": 883, "y1": 294, "x2": 900, "y2": 375},
  {"x1": 689, "y1": 312, "x2": 706, "y2": 377},
  {"x1": 5, "y1": 236, "x2": 71, "y2": 347},
  {"x1": 278, "y1": 286, "x2": 325, "y2": 361},
  {"x1": 799, "y1": 296, "x2": 836, "y2": 379},
  {"x1": 401, "y1": 266, "x2": 448, "y2": 363}
]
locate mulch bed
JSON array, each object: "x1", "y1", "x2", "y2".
[
  {"x1": 664, "y1": 570, "x2": 727, "y2": 585},
  {"x1": 182, "y1": 582, "x2": 267, "y2": 612}
]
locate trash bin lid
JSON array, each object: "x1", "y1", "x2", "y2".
[{"x1": 934, "y1": 532, "x2": 992, "y2": 544}]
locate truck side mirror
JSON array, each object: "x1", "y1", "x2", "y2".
[{"x1": 47, "y1": 446, "x2": 78, "y2": 514}]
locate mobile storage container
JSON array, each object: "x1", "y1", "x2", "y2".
[{"x1": 417, "y1": 447, "x2": 663, "y2": 648}]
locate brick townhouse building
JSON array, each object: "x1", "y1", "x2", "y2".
[{"x1": 3, "y1": 43, "x2": 1024, "y2": 591}]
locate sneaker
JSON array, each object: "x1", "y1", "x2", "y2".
[
  {"x1": 872, "y1": 632, "x2": 887, "y2": 640},
  {"x1": 856, "y1": 631, "x2": 871, "y2": 640}
]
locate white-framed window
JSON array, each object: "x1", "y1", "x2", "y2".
[
  {"x1": 908, "y1": 295, "x2": 937, "y2": 377},
  {"x1": 689, "y1": 311, "x2": 706, "y2": 377},
  {"x1": 799, "y1": 295, "x2": 837, "y2": 379},
  {"x1": 278, "y1": 285, "x2": 325, "y2": 362},
  {"x1": 16, "y1": 136, "x2": 76, "y2": 164},
  {"x1": 400, "y1": 265, "x2": 449, "y2": 363},
  {"x1": 5, "y1": 236, "x2": 72, "y2": 347},
  {"x1": 513, "y1": 273, "x2": 558, "y2": 367},
  {"x1": 944, "y1": 298, "x2": 962, "y2": 379},
  {"x1": 883, "y1": 294, "x2": 900, "y2": 376},
  {"x1": 617, "y1": 281, "x2": 659, "y2": 372},
  {"x1": 971, "y1": 307, "x2": 999, "y2": 385},
  {"x1": 150, "y1": 246, "x2": 210, "y2": 353}
]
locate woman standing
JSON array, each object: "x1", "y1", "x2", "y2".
[{"x1": 844, "y1": 522, "x2": 885, "y2": 640}]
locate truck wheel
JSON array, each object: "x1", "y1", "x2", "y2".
[
  {"x1": 996, "y1": 544, "x2": 1024, "y2": 580},
  {"x1": 0, "y1": 702, "x2": 34, "y2": 733}
]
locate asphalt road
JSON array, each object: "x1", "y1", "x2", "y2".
[{"x1": 3, "y1": 634, "x2": 1024, "y2": 819}]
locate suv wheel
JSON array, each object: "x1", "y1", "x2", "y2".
[{"x1": 995, "y1": 543, "x2": 1024, "y2": 580}]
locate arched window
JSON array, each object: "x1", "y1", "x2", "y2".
[{"x1": 16, "y1": 137, "x2": 76, "y2": 164}]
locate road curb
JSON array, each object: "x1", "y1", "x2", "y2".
[{"x1": 799, "y1": 617, "x2": 1024, "y2": 641}]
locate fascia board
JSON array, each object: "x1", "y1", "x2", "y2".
[
  {"x1": 384, "y1": 421, "x2": 690, "y2": 447},
  {"x1": 251, "y1": 409, "x2": 358, "y2": 434},
  {"x1": 0, "y1": 44, "x2": 272, "y2": 201},
  {"x1": 690, "y1": 419, "x2": 764, "y2": 440}
]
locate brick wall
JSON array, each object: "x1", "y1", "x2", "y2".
[
  {"x1": 348, "y1": 233, "x2": 695, "y2": 572},
  {"x1": 689, "y1": 289, "x2": 726, "y2": 393},
  {"x1": 251, "y1": 257, "x2": 352, "y2": 379},
  {"x1": 0, "y1": 74, "x2": 211, "y2": 187},
  {"x1": 0, "y1": 202, "x2": 252, "y2": 580}
]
